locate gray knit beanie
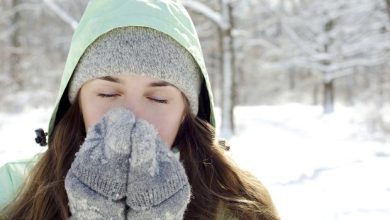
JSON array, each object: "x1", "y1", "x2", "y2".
[{"x1": 68, "y1": 26, "x2": 201, "y2": 115}]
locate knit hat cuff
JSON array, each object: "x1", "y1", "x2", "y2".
[{"x1": 68, "y1": 27, "x2": 201, "y2": 115}]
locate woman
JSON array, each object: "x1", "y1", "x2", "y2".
[{"x1": 0, "y1": 0, "x2": 280, "y2": 219}]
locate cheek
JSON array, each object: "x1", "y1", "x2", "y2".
[
  {"x1": 80, "y1": 92, "x2": 116, "y2": 129},
  {"x1": 153, "y1": 117, "x2": 182, "y2": 148},
  {"x1": 146, "y1": 109, "x2": 183, "y2": 148},
  {"x1": 81, "y1": 100, "x2": 107, "y2": 129}
]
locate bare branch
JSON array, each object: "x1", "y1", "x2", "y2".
[
  {"x1": 43, "y1": 0, "x2": 78, "y2": 30},
  {"x1": 281, "y1": 17, "x2": 319, "y2": 57},
  {"x1": 290, "y1": 55, "x2": 390, "y2": 77},
  {"x1": 182, "y1": 0, "x2": 227, "y2": 30}
]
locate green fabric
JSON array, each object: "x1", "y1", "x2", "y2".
[
  {"x1": 48, "y1": 0, "x2": 215, "y2": 138},
  {"x1": 0, "y1": 154, "x2": 42, "y2": 210}
]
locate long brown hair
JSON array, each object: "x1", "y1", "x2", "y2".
[
  {"x1": 176, "y1": 102, "x2": 279, "y2": 220},
  {"x1": 1, "y1": 97, "x2": 85, "y2": 219},
  {"x1": 1, "y1": 96, "x2": 279, "y2": 220}
]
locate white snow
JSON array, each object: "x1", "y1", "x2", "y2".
[
  {"x1": 0, "y1": 107, "x2": 50, "y2": 166},
  {"x1": 1, "y1": 104, "x2": 389, "y2": 220},
  {"x1": 219, "y1": 104, "x2": 390, "y2": 220}
]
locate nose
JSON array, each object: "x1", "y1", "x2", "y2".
[{"x1": 122, "y1": 95, "x2": 142, "y2": 119}]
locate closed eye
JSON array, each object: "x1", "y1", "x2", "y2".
[
  {"x1": 98, "y1": 93, "x2": 119, "y2": 98},
  {"x1": 148, "y1": 97, "x2": 168, "y2": 104}
]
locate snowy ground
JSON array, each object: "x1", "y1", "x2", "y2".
[
  {"x1": 223, "y1": 105, "x2": 390, "y2": 220},
  {"x1": 1, "y1": 104, "x2": 389, "y2": 220}
]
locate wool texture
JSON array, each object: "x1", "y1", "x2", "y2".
[
  {"x1": 68, "y1": 26, "x2": 202, "y2": 115},
  {"x1": 65, "y1": 108, "x2": 192, "y2": 219}
]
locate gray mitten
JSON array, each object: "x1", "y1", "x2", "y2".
[
  {"x1": 65, "y1": 108, "x2": 135, "y2": 219},
  {"x1": 126, "y1": 118, "x2": 191, "y2": 219},
  {"x1": 64, "y1": 108, "x2": 191, "y2": 220}
]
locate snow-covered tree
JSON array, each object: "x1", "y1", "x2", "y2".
[
  {"x1": 0, "y1": 0, "x2": 86, "y2": 111},
  {"x1": 278, "y1": 0, "x2": 390, "y2": 113}
]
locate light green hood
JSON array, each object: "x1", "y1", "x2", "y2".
[{"x1": 48, "y1": 0, "x2": 215, "y2": 139}]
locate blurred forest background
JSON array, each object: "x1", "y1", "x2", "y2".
[
  {"x1": 1, "y1": 0, "x2": 390, "y2": 138},
  {"x1": 1, "y1": 1, "x2": 390, "y2": 219}
]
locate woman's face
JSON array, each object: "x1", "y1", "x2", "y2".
[{"x1": 79, "y1": 74, "x2": 186, "y2": 148}]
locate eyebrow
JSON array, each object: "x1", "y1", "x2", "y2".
[
  {"x1": 97, "y1": 76, "x2": 122, "y2": 83},
  {"x1": 149, "y1": 81, "x2": 173, "y2": 87}
]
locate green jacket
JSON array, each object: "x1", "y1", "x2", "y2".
[{"x1": 0, "y1": 153, "x2": 42, "y2": 210}]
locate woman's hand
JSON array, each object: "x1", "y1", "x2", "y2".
[{"x1": 64, "y1": 108, "x2": 191, "y2": 219}]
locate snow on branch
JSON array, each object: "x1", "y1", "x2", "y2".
[
  {"x1": 43, "y1": 0, "x2": 78, "y2": 30},
  {"x1": 277, "y1": 0, "x2": 390, "y2": 81},
  {"x1": 182, "y1": 0, "x2": 227, "y2": 30},
  {"x1": 281, "y1": 18, "x2": 319, "y2": 57},
  {"x1": 292, "y1": 55, "x2": 390, "y2": 78}
]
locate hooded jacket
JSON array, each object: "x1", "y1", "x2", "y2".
[
  {"x1": 48, "y1": 0, "x2": 216, "y2": 139},
  {"x1": 0, "y1": 0, "x2": 229, "y2": 218}
]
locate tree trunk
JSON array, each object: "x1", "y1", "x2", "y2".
[
  {"x1": 313, "y1": 83, "x2": 319, "y2": 105},
  {"x1": 385, "y1": 0, "x2": 390, "y2": 19},
  {"x1": 375, "y1": 65, "x2": 384, "y2": 109},
  {"x1": 9, "y1": 0, "x2": 22, "y2": 89},
  {"x1": 220, "y1": 0, "x2": 235, "y2": 138},
  {"x1": 322, "y1": 19, "x2": 335, "y2": 114},
  {"x1": 289, "y1": 67, "x2": 296, "y2": 90},
  {"x1": 323, "y1": 79, "x2": 334, "y2": 114},
  {"x1": 229, "y1": 2, "x2": 237, "y2": 136},
  {"x1": 346, "y1": 73, "x2": 355, "y2": 106}
]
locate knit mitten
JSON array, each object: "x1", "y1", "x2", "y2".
[
  {"x1": 126, "y1": 117, "x2": 191, "y2": 219},
  {"x1": 65, "y1": 108, "x2": 134, "y2": 219},
  {"x1": 64, "y1": 108, "x2": 191, "y2": 219}
]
